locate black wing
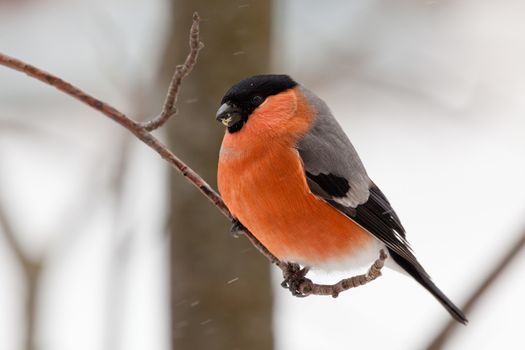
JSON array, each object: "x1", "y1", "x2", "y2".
[
  {"x1": 304, "y1": 172, "x2": 467, "y2": 324},
  {"x1": 304, "y1": 169, "x2": 417, "y2": 267}
]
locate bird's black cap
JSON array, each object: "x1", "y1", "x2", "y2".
[
  {"x1": 221, "y1": 74, "x2": 297, "y2": 105},
  {"x1": 217, "y1": 74, "x2": 297, "y2": 133}
]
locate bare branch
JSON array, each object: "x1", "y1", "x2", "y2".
[
  {"x1": 140, "y1": 12, "x2": 204, "y2": 131},
  {"x1": 282, "y1": 249, "x2": 387, "y2": 298},
  {"x1": 0, "y1": 12, "x2": 386, "y2": 297}
]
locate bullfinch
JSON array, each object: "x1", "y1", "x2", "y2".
[{"x1": 216, "y1": 74, "x2": 467, "y2": 324}]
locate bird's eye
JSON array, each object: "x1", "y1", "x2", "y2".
[{"x1": 251, "y1": 95, "x2": 264, "y2": 106}]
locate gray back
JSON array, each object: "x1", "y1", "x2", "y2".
[{"x1": 296, "y1": 86, "x2": 371, "y2": 208}]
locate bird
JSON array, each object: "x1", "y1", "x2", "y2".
[{"x1": 215, "y1": 74, "x2": 467, "y2": 324}]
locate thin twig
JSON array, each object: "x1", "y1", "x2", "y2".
[
  {"x1": 140, "y1": 12, "x2": 204, "y2": 131},
  {"x1": 0, "y1": 12, "x2": 386, "y2": 297}
]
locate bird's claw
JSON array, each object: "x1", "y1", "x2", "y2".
[
  {"x1": 229, "y1": 219, "x2": 246, "y2": 238},
  {"x1": 281, "y1": 263, "x2": 311, "y2": 297}
]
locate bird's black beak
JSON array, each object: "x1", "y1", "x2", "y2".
[{"x1": 216, "y1": 103, "x2": 242, "y2": 128}]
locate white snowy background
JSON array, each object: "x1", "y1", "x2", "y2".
[{"x1": 1, "y1": 0, "x2": 524, "y2": 349}]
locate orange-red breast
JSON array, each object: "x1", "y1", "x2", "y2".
[{"x1": 216, "y1": 75, "x2": 467, "y2": 324}]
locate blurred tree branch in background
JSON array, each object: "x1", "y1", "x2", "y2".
[
  {"x1": 0, "y1": 153, "x2": 104, "y2": 350},
  {"x1": 0, "y1": 198, "x2": 41, "y2": 350},
  {"x1": 428, "y1": 228, "x2": 525, "y2": 349},
  {"x1": 103, "y1": 134, "x2": 134, "y2": 350}
]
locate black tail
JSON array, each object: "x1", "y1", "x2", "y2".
[{"x1": 389, "y1": 249, "x2": 468, "y2": 324}]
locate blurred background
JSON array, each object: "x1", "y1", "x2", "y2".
[{"x1": 1, "y1": 0, "x2": 524, "y2": 349}]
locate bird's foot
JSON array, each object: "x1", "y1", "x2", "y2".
[
  {"x1": 281, "y1": 262, "x2": 312, "y2": 297},
  {"x1": 230, "y1": 219, "x2": 246, "y2": 238}
]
